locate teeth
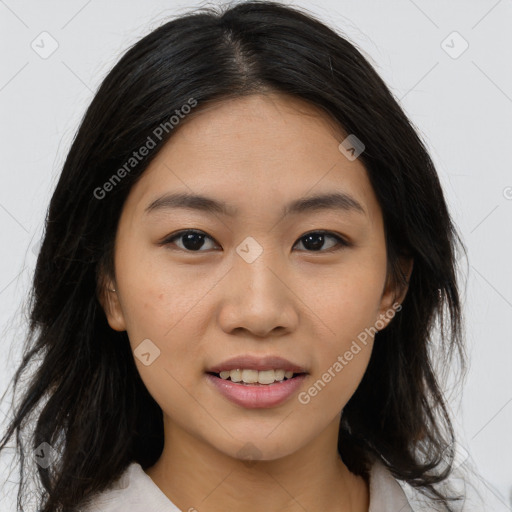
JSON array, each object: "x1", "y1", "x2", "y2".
[
  {"x1": 242, "y1": 369, "x2": 259, "y2": 383},
  {"x1": 217, "y1": 369, "x2": 297, "y2": 384}
]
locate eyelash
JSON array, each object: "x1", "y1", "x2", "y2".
[{"x1": 159, "y1": 229, "x2": 351, "y2": 253}]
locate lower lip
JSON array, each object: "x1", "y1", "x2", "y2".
[{"x1": 205, "y1": 373, "x2": 308, "y2": 409}]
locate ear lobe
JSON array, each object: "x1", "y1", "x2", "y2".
[
  {"x1": 97, "y1": 277, "x2": 127, "y2": 332},
  {"x1": 377, "y1": 257, "x2": 413, "y2": 327}
]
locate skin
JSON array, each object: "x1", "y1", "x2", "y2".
[{"x1": 101, "y1": 92, "x2": 412, "y2": 512}]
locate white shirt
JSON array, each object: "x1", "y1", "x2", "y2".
[{"x1": 81, "y1": 459, "x2": 493, "y2": 512}]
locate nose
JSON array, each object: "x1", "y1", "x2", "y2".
[{"x1": 217, "y1": 247, "x2": 299, "y2": 338}]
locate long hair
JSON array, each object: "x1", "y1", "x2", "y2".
[{"x1": 0, "y1": 1, "x2": 467, "y2": 510}]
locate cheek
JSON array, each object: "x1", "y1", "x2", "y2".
[
  {"x1": 114, "y1": 239, "x2": 186, "y2": 338},
  {"x1": 303, "y1": 263, "x2": 385, "y2": 406},
  {"x1": 301, "y1": 318, "x2": 374, "y2": 417},
  {"x1": 299, "y1": 353, "x2": 372, "y2": 418},
  {"x1": 120, "y1": 283, "x2": 207, "y2": 424},
  {"x1": 317, "y1": 264, "x2": 386, "y2": 337},
  {"x1": 114, "y1": 244, "x2": 210, "y2": 379}
]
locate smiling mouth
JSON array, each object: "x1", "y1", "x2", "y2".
[
  {"x1": 206, "y1": 370, "x2": 307, "y2": 386},
  {"x1": 205, "y1": 370, "x2": 308, "y2": 408}
]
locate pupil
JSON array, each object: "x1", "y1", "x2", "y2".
[
  {"x1": 183, "y1": 232, "x2": 205, "y2": 251},
  {"x1": 303, "y1": 233, "x2": 324, "y2": 251}
]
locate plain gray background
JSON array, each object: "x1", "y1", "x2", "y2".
[{"x1": 1, "y1": 0, "x2": 511, "y2": 509}]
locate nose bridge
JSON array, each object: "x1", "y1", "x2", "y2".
[
  {"x1": 218, "y1": 236, "x2": 296, "y2": 336},
  {"x1": 234, "y1": 236, "x2": 285, "y2": 305}
]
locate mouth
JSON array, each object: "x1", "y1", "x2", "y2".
[
  {"x1": 204, "y1": 370, "x2": 309, "y2": 409},
  {"x1": 206, "y1": 369, "x2": 307, "y2": 386},
  {"x1": 204, "y1": 355, "x2": 309, "y2": 408}
]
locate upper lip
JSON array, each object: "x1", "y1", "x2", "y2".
[{"x1": 207, "y1": 355, "x2": 308, "y2": 374}]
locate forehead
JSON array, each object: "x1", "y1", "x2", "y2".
[
  {"x1": 177, "y1": 92, "x2": 346, "y2": 141},
  {"x1": 122, "y1": 93, "x2": 381, "y2": 224}
]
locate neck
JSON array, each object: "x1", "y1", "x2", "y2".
[{"x1": 145, "y1": 415, "x2": 369, "y2": 512}]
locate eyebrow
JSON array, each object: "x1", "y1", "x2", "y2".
[{"x1": 144, "y1": 191, "x2": 366, "y2": 218}]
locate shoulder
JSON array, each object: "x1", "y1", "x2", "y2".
[
  {"x1": 368, "y1": 458, "x2": 414, "y2": 511},
  {"x1": 80, "y1": 463, "x2": 180, "y2": 512},
  {"x1": 371, "y1": 458, "x2": 495, "y2": 512}
]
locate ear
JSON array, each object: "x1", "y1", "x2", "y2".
[
  {"x1": 97, "y1": 272, "x2": 127, "y2": 332},
  {"x1": 376, "y1": 256, "x2": 413, "y2": 329}
]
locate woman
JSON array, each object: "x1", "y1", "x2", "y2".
[{"x1": 0, "y1": 2, "x2": 476, "y2": 510}]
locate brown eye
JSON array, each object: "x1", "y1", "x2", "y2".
[
  {"x1": 162, "y1": 230, "x2": 219, "y2": 252},
  {"x1": 294, "y1": 231, "x2": 349, "y2": 252},
  {"x1": 161, "y1": 229, "x2": 350, "y2": 253}
]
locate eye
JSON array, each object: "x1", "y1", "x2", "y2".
[
  {"x1": 161, "y1": 229, "x2": 219, "y2": 252},
  {"x1": 160, "y1": 229, "x2": 349, "y2": 253},
  {"x1": 293, "y1": 230, "x2": 350, "y2": 252}
]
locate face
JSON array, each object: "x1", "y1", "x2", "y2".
[{"x1": 102, "y1": 93, "x2": 408, "y2": 462}]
